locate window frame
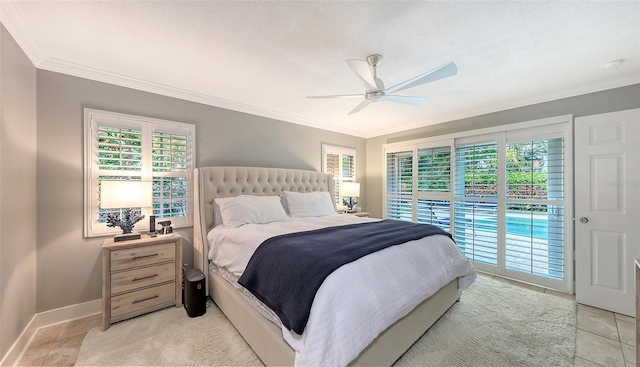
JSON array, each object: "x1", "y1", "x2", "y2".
[
  {"x1": 322, "y1": 144, "x2": 357, "y2": 206},
  {"x1": 382, "y1": 115, "x2": 574, "y2": 292},
  {"x1": 84, "y1": 109, "x2": 196, "y2": 237}
]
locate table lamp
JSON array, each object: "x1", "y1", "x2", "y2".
[
  {"x1": 341, "y1": 182, "x2": 360, "y2": 213},
  {"x1": 100, "y1": 180, "x2": 153, "y2": 242}
]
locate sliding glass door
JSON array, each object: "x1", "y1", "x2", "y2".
[
  {"x1": 453, "y1": 142, "x2": 499, "y2": 267},
  {"x1": 383, "y1": 120, "x2": 572, "y2": 291},
  {"x1": 504, "y1": 138, "x2": 565, "y2": 281}
]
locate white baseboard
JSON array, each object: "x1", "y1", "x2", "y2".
[
  {"x1": 0, "y1": 315, "x2": 37, "y2": 367},
  {"x1": 31, "y1": 299, "x2": 101, "y2": 329},
  {"x1": 0, "y1": 299, "x2": 101, "y2": 366}
]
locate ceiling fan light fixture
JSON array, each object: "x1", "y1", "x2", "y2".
[
  {"x1": 307, "y1": 54, "x2": 457, "y2": 115},
  {"x1": 366, "y1": 91, "x2": 385, "y2": 102}
]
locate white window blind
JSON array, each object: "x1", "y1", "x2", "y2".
[
  {"x1": 95, "y1": 126, "x2": 145, "y2": 226},
  {"x1": 152, "y1": 132, "x2": 189, "y2": 219},
  {"x1": 417, "y1": 147, "x2": 451, "y2": 193},
  {"x1": 97, "y1": 126, "x2": 142, "y2": 171},
  {"x1": 505, "y1": 138, "x2": 565, "y2": 280},
  {"x1": 417, "y1": 199, "x2": 451, "y2": 232},
  {"x1": 322, "y1": 144, "x2": 356, "y2": 205},
  {"x1": 85, "y1": 109, "x2": 195, "y2": 237},
  {"x1": 385, "y1": 150, "x2": 413, "y2": 221},
  {"x1": 382, "y1": 116, "x2": 572, "y2": 291},
  {"x1": 453, "y1": 142, "x2": 499, "y2": 266},
  {"x1": 415, "y1": 146, "x2": 452, "y2": 230}
]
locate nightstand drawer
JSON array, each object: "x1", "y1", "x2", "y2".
[
  {"x1": 111, "y1": 282, "x2": 175, "y2": 318},
  {"x1": 111, "y1": 263, "x2": 176, "y2": 295},
  {"x1": 110, "y1": 243, "x2": 175, "y2": 271}
]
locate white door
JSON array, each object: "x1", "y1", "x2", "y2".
[{"x1": 575, "y1": 108, "x2": 640, "y2": 316}]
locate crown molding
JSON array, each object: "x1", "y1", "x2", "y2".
[
  {"x1": 366, "y1": 74, "x2": 640, "y2": 138},
  {"x1": 40, "y1": 54, "x2": 637, "y2": 140},
  {"x1": 37, "y1": 57, "x2": 367, "y2": 138},
  {"x1": 39, "y1": 55, "x2": 639, "y2": 140},
  {"x1": 0, "y1": 1, "x2": 45, "y2": 66}
]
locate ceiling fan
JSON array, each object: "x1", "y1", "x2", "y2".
[{"x1": 307, "y1": 54, "x2": 457, "y2": 115}]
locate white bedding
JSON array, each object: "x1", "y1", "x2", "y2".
[{"x1": 207, "y1": 215, "x2": 476, "y2": 367}]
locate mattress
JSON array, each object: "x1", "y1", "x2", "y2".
[{"x1": 209, "y1": 261, "x2": 282, "y2": 327}]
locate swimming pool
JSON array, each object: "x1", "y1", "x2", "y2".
[
  {"x1": 467, "y1": 216, "x2": 554, "y2": 238},
  {"x1": 506, "y1": 216, "x2": 550, "y2": 238}
]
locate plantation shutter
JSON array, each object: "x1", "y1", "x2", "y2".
[
  {"x1": 325, "y1": 153, "x2": 341, "y2": 203},
  {"x1": 386, "y1": 150, "x2": 413, "y2": 221},
  {"x1": 85, "y1": 109, "x2": 195, "y2": 237},
  {"x1": 417, "y1": 199, "x2": 451, "y2": 231},
  {"x1": 152, "y1": 132, "x2": 190, "y2": 220},
  {"x1": 97, "y1": 126, "x2": 143, "y2": 172},
  {"x1": 453, "y1": 142, "x2": 499, "y2": 266},
  {"x1": 96, "y1": 125, "x2": 144, "y2": 226},
  {"x1": 322, "y1": 145, "x2": 357, "y2": 206},
  {"x1": 417, "y1": 147, "x2": 451, "y2": 192},
  {"x1": 343, "y1": 153, "x2": 356, "y2": 179},
  {"x1": 504, "y1": 138, "x2": 565, "y2": 280},
  {"x1": 415, "y1": 146, "x2": 452, "y2": 230},
  {"x1": 382, "y1": 118, "x2": 571, "y2": 291}
]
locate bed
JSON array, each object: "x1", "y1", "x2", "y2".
[{"x1": 193, "y1": 166, "x2": 476, "y2": 367}]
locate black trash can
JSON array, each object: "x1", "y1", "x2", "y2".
[{"x1": 183, "y1": 266, "x2": 206, "y2": 317}]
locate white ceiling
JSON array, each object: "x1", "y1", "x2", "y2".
[{"x1": 2, "y1": 1, "x2": 639, "y2": 138}]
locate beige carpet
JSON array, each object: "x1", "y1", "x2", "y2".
[{"x1": 75, "y1": 276, "x2": 575, "y2": 366}]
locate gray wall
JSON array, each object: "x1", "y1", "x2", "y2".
[
  {"x1": 366, "y1": 84, "x2": 640, "y2": 219},
  {"x1": 0, "y1": 25, "x2": 37, "y2": 359},
  {"x1": 36, "y1": 70, "x2": 366, "y2": 312}
]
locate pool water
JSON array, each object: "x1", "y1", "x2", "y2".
[
  {"x1": 471, "y1": 216, "x2": 551, "y2": 238},
  {"x1": 506, "y1": 217, "x2": 549, "y2": 238}
]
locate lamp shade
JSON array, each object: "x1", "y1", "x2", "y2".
[
  {"x1": 341, "y1": 182, "x2": 360, "y2": 198},
  {"x1": 100, "y1": 181, "x2": 153, "y2": 209}
]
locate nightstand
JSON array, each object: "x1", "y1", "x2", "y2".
[
  {"x1": 351, "y1": 212, "x2": 371, "y2": 218},
  {"x1": 102, "y1": 233, "x2": 182, "y2": 331}
]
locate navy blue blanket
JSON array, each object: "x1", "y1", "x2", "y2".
[{"x1": 238, "y1": 219, "x2": 452, "y2": 334}]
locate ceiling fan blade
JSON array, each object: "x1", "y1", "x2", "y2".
[
  {"x1": 306, "y1": 94, "x2": 364, "y2": 99},
  {"x1": 384, "y1": 62, "x2": 458, "y2": 95},
  {"x1": 348, "y1": 100, "x2": 370, "y2": 115},
  {"x1": 384, "y1": 95, "x2": 426, "y2": 106},
  {"x1": 346, "y1": 59, "x2": 378, "y2": 92}
]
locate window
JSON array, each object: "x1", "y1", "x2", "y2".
[
  {"x1": 454, "y1": 142, "x2": 499, "y2": 265},
  {"x1": 322, "y1": 144, "x2": 356, "y2": 205},
  {"x1": 417, "y1": 146, "x2": 452, "y2": 232},
  {"x1": 383, "y1": 116, "x2": 572, "y2": 291},
  {"x1": 504, "y1": 138, "x2": 565, "y2": 280},
  {"x1": 386, "y1": 145, "x2": 453, "y2": 231},
  {"x1": 84, "y1": 109, "x2": 195, "y2": 237},
  {"x1": 386, "y1": 149, "x2": 413, "y2": 222}
]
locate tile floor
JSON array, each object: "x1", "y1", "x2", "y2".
[
  {"x1": 16, "y1": 314, "x2": 101, "y2": 366},
  {"x1": 483, "y1": 273, "x2": 636, "y2": 367},
  {"x1": 15, "y1": 276, "x2": 637, "y2": 367}
]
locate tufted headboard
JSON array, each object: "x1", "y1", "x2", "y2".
[{"x1": 193, "y1": 166, "x2": 335, "y2": 276}]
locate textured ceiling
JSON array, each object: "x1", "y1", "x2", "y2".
[{"x1": 2, "y1": 1, "x2": 639, "y2": 137}]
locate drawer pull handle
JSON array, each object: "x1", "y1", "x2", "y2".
[
  {"x1": 132, "y1": 274, "x2": 158, "y2": 282},
  {"x1": 132, "y1": 253, "x2": 159, "y2": 260},
  {"x1": 132, "y1": 295, "x2": 159, "y2": 304}
]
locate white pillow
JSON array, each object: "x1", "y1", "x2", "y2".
[
  {"x1": 284, "y1": 191, "x2": 336, "y2": 218},
  {"x1": 215, "y1": 195, "x2": 290, "y2": 228}
]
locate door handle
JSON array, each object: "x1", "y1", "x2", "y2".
[{"x1": 579, "y1": 217, "x2": 589, "y2": 224}]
